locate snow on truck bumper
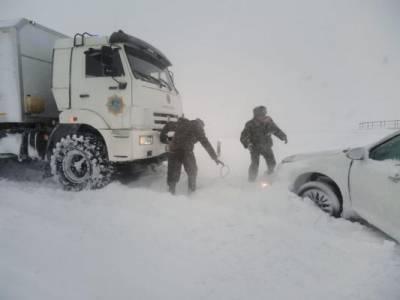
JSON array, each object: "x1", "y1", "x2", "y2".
[{"x1": 100, "y1": 129, "x2": 166, "y2": 162}]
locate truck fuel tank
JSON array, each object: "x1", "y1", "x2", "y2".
[{"x1": 24, "y1": 95, "x2": 45, "y2": 114}]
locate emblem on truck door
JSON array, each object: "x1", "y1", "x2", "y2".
[{"x1": 107, "y1": 95, "x2": 125, "y2": 115}]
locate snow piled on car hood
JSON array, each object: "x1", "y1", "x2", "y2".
[{"x1": 1, "y1": 166, "x2": 400, "y2": 300}]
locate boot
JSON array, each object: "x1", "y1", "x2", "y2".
[
  {"x1": 266, "y1": 168, "x2": 274, "y2": 175},
  {"x1": 188, "y1": 181, "x2": 196, "y2": 193},
  {"x1": 168, "y1": 184, "x2": 176, "y2": 195}
]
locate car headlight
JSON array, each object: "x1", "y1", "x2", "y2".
[{"x1": 139, "y1": 135, "x2": 153, "y2": 145}]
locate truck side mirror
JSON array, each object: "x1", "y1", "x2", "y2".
[
  {"x1": 169, "y1": 70, "x2": 175, "y2": 84},
  {"x1": 118, "y1": 82, "x2": 127, "y2": 90},
  {"x1": 101, "y1": 46, "x2": 114, "y2": 67}
]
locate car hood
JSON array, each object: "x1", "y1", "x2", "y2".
[{"x1": 281, "y1": 149, "x2": 346, "y2": 163}]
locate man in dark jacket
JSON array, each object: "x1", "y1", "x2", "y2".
[
  {"x1": 240, "y1": 106, "x2": 287, "y2": 181},
  {"x1": 160, "y1": 117, "x2": 223, "y2": 194}
]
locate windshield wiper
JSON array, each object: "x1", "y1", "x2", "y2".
[
  {"x1": 134, "y1": 71, "x2": 166, "y2": 88},
  {"x1": 134, "y1": 71, "x2": 157, "y2": 83},
  {"x1": 158, "y1": 78, "x2": 171, "y2": 90},
  {"x1": 134, "y1": 71, "x2": 171, "y2": 90}
]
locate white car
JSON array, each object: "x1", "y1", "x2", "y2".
[{"x1": 277, "y1": 130, "x2": 400, "y2": 241}]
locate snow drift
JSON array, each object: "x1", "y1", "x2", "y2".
[
  {"x1": 1, "y1": 177, "x2": 399, "y2": 300},
  {"x1": 0, "y1": 129, "x2": 399, "y2": 300}
]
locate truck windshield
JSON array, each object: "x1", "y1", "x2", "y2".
[{"x1": 125, "y1": 47, "x2": 174, "y2": 91}]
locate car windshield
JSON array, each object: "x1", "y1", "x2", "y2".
[{"x1": 125, "y1": 48, "x2": 174, "y2": 90}]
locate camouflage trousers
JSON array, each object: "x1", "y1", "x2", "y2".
[
  {"x1": 167, "y1": 150, "x2": 198, "y2": 193},
  {"x1": 248, "y1": 147, "x2": 276, "y2": 182}
]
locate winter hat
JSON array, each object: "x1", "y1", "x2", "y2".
[
  {"x1": 195, "y1": 118, "x2": 205, "y2": 127},
  {"x1": 253, "y1": 106, "x2": 267, "y2": 117}
]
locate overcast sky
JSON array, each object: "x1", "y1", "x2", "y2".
[{"x1": 2, "y1": 0, "x2": 400, "y2": 137}]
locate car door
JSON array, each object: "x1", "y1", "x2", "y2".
[
  {"x1": 70, "y1": 46, "x2": 131, "y2": 129},
  {"x1": 350, "y1": 134, "x2": 400, "y2": 239}
]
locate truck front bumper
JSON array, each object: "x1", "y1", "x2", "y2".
[{"x1": 100, "y1": 129, "x2": 167, "y2": 163}]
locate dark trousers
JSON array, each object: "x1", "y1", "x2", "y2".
[
  {"x1": 249, "y1": 147, "x2": 276, "y2": 181},
  {"x1": 167, "y1": 150, "x2": 198, "y2": 192}
]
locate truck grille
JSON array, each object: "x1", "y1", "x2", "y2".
[{"x1": 153, "y1": 112, "x2": 178, "y2": 131}]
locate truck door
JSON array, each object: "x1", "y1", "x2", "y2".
[
  {"x1": 350, "y1": 134, "x2": 400, "y2": 239},
  {"x1": 70, "y1": 46, "x2": 131, "y2": 129}
]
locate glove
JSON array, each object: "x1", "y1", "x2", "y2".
[
  {"x1": 248, "y1": 143, "x2": 254, "y2": 151},
  {"x1": 215, "y1": 159, "x2": 224, "y2": 166},
  {"x1": 283, "y1": 137, "x2": 288, "y2": 144}
]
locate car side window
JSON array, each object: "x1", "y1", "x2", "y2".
[
  {"x1": 85, "y1": 48, "x2": 124, "y2": 77},
  {"x1": 370, "y1": 134, "x2": 400, "y2": 161}
]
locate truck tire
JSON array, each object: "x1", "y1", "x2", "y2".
[
  {"x1": 50, "y1": 134, "x2": 112, "y2": 190},
  {"x1": 298, "y1": 181, "x2": 342, "y2": 217}
]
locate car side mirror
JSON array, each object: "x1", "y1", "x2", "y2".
[{"x1": 346, "y1": 147, "x2": 366, "y2": 160}]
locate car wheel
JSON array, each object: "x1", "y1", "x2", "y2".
[{"x1": 298, "y1": 181, "x2": 342, "y2": 217}]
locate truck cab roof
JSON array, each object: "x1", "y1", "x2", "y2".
[
  {"x1": 54, "y1": 30, "x2": 172, "y2": 68},
  {"x1": 109, "y1": 30, "x2": 171, "y2": 67}
]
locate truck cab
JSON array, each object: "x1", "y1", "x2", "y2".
[{"x1": 52, "y1": 31, "x2": 182, "y2": 163}]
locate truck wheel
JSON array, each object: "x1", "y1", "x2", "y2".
[
  {"x1": 50, "y1": 134, "x2": 112, "y2": 190},
  {"x1": 298, "y1": 181, "x2": 342, "y2": 217}
]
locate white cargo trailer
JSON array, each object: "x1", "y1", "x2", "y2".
[
  {"x1": 0, "y1": 18, "x2": 183, "y2": 190},
  {"x1": 0, "y1": 18, "x2": 67, "y2": 123}
]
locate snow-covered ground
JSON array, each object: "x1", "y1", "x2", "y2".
[{"x1": 1, "y1": 129, "x2": 400, "y2": 300}]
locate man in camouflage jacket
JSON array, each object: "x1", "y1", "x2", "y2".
[
  {"x1": 161, "y1": 117, "x2": 223, "y2": 194},
  {"x1": 240, "y1": 106, "x2": 287, "y2": 181}
]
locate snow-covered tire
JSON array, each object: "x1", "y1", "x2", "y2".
[
  {"x1": 298, "y1": 181, "x2": 342, "y2": 217},
  {"x1": 50, "y1": 134, "x2": 112, "y2": 191}
]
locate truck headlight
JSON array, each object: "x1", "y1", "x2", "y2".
[{"x1": 139, "y1": 135, "x2": 153, "y2": 145}]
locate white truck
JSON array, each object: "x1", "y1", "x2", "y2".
[{"x1": 0, "y1": 18, "x2": 183, "y2": 190}]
